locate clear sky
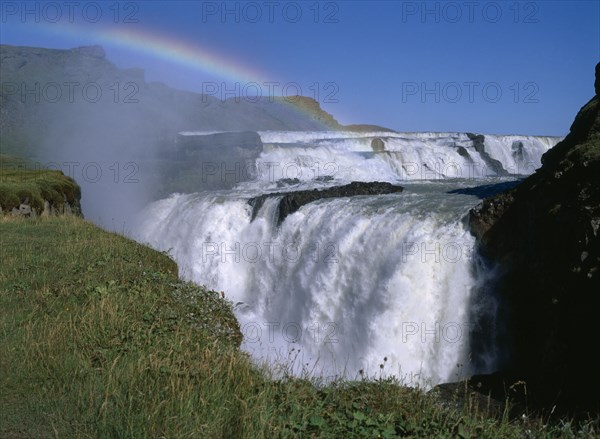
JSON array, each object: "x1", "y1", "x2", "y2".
[{"x1": 1, "y1": 0, "x2": 598, "y2": 135}]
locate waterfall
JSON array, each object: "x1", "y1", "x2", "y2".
[{"x1": 131, "y1": 130, "x2": 561, "y2": 386}]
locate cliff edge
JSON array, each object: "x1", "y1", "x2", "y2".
[{"x1": 469, "y1": 63, "x2": 600, "y2": 411}]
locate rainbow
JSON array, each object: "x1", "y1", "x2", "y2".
[
  {"x1": 95, "y1": 27, "x2": 267, "y2": 84},
  {"x1": 26, "y1": 22, "x2": 268, "y2": 84},
  {"x1": 11, "y1": 22, "x2": 333, "y2": 127}
]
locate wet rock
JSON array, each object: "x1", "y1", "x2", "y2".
[
  {"x1": 371, "y1": 138, "x2": 385, "y2": 152},
  {"x1": 467, "y1": 132, "x2": 509, "y2": 176},
  {"x1": 249, "y1": 181, "x2": 403, "y2": 224}
]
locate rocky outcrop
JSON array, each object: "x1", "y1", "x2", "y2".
[
  {"x1": 249, "y1": 181, "x2": 404, "y2": 224},
  {"x1": 0, "y1": 155, "x2": 83, "y2": 217},
  {"x1": 1, "y1": 197, "x2": 81, "y2": 218},
  {"x1": 468, "y1": 63, "x2": 600, "y2": 412},
  {"x1": 466, "y1": 132, "x2": 508, "y2": 176},
  {"x1": 447, "y1": 180, "x2": 522, "y2": 200},
  {"x1": 371, "y1": 138, "x2": 385, "y2": 152}
]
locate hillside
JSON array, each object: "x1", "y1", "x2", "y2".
[
  {"x1": 0, "y1": 44, "x2": 361, "y2": 225},
  {"x1": 3, "y1": 214, "x2": 595, "y2": 437},
  {"x1": 1, "y1": 45, "x2": 598, "y2": 438},
  {"x1": 469, "y1": 63, "x2": 600, "y2": 412},
  {"x1": 0, "y1": 44, "x2": 343, "y2": 160}
]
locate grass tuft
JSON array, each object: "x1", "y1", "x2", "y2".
[{"x1": 0, "y1": 155, "x2": 80, "y2": 212}]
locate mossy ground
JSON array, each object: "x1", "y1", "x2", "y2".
[
  {"x1": 0, "y1": 155, "x2": 80, "y2": 212},
  {"x1": 1, "y1": 216, "x2": 597, "y2": 437}
]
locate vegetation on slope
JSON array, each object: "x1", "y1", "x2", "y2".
[
  {"x1": 0, "y1": 155, "x2": 80, "y2": 213},
  {"x1": 1, "y1": 214, "x2": 597, "y2": 438}
]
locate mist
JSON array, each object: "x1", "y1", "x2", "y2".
[{"x1": 0, "y1": 45, "x2": 337, "y2": 230}]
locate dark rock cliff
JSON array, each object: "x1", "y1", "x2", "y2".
[
  {"x1": 469, "y1": 63, "x2": 600, "y2": 411},
  {"x1": 249, "y1": 181, "x2": 404, "y2": 225}
]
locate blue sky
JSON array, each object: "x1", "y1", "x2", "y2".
[{"x1": 1, "y1": 1, "x2": 598, "y2": 135}]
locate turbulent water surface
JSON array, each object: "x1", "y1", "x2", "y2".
[{"x1": 132, "y1": 131, "x2": 561, "y2": 386}]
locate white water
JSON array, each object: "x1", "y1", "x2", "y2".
[
  {"x1": 131, "y1": 131, "x2": 561, "y2": 386},
  {"x1": 244, "y1": 131, "x2": 561, "y2": 188}
]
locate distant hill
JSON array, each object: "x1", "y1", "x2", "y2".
[
  {"x1": 0, "y1": 44, "x2": 369, "y2": 225},
  {"x1": 0, "y1": 44, "x2": 348, "y2": 161},
  {"x1": 343, "y1": 124, "x2": 396, "y2": 133}
]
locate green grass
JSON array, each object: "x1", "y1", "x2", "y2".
[
  {"x1": 0, "y1": 155, "x2": 80, "y2": 213},
  {"x1": 1, "y1": 215, "x2": 597, "y2": 438}
]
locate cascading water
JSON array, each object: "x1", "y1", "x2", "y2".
[
  {"x1": 131, "y1": 131, "x2": 561, "y2": 387},
  {"x1": 242, "y1": 131, "x2": 560, "y2": 185}
]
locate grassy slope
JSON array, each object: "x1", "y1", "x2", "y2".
[
  {"x1": 1, "y1": 215, "x2": 596, "y2": 438},
  {"x1": 0, "y1": 155, "x2": 80, "y2": 213}
]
